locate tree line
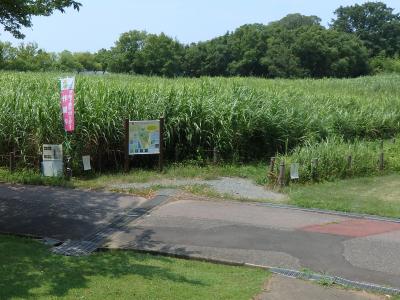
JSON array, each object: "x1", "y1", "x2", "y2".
[{"x1": 1, "y1": 2, "x2": 400, "y2": 78}]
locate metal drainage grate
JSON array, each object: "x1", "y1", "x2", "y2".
[
  {"x1": 270, "y1": 267, "x2": 400, "y2": 296},
  {"x1": 52, "y1": 193, "x2": 172, "y2": 256}
]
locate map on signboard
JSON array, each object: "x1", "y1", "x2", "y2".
[{"x1": 129, "y1": 120, "x2": 160, "y2": 155}]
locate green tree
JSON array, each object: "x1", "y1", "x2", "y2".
[
  {"x1": 139, "y1": 33, "x2": 184, "y2": 76},
  {"x1": 58, "y1": 50, "x2": 83, "y2": 72},
  {"x1": 261, "y1": 27, "x2": 305, "y2": 78},
  {"x1": 8, "y1": 42, "x2": 40, "y2": 71},
  {"x1": 0, "y1": 41, "x2": 16, "y2": 69},
  {"x1": 95, "y1": 48, "x2": 111, "y2": 73},
  {"x1": 183, "y1": 43, "x2": 207, "y2": 77},
  {"x1": 332, "y1": 2, "x2": 400, "y2": 56},
  {"x1": 293, "y1": 26, "x2": 369, "y2": 77},
  {"x1": 0, "y1": 1, "x2": 81, "y2": 38},
  {"x1": 108, "y1": 30, "x2": 147, "y2": 73},
  {"x1": 75, "y1": 52, "x2": 100, "y2": 71},
  {"x1": 270, "y1": 13, "x2": 321, "y2": 30},
  {"x1": 227, "y1": 24, "x2": 268, "y2": 76},
  {"x1": 202, "y1": 34, "x2": 233, "y2": 76}
]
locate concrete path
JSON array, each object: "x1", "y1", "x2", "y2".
[{"x1": 105, "y1": 197, "x2": 400, "y2": 290}]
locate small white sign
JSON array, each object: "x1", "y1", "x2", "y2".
[
  {"x1": 290, "y1": 163, "x2": 300, "y2": 180},
  {"x1": 43, "y1": 144, "x2": 63, "y2": 161},
  {"x1": 42, "y1": 161, "x2": 63, "y2": 177},
  {"x1": 82, "y1": 155, "x2": 91, "y2": 171}
]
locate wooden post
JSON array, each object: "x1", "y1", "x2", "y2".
[
  {"x1": 278, "y1": 160, "x2": 286, "y2": 187},
  {"x1": 124, "y1": 118, "x2": 130, "y2": 173},
  {"x1": 159, "y1": 117, "x2": 164, "y2": 172},
  {"x1": 379, "y1": 152, "x2": 384, "y2": 171},
  {"x1": 268, "y1": 157, "x2": 276, "y2": 181},
  {"x1": 175, "y1": 144, "x2": 180, "y2": 162},
  {"x1": 9, "y1": 152, "x2": 15, "y2": 172},
  {"x1": 269, "y1": 157, "x2": 276, "y2": 172},
  {"x1": 311, "y1": 158, "x2": 319, "y2": 181},
  {"x1": 347, "y1": 155, "x2": 352, "y2": 169},
  {"x1": 213, "y1": 147, "x2": 219, "y2": 164}
]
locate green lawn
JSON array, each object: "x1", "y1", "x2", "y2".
[
  {"x1": 287, "y1": 174, "x2": 400, "y2": 218},
  {"x1": 0, "y1": 235, "x2": 269, "y2": 300}
]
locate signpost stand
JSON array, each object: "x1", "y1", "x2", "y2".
[
  {"x1": 124, "y1": 117, "x2": 164, "y2": 173},
  {"x1": 124, "y1": 118, "x2": 130, "y2": 172},
  {"x1": 159, "y1": 117, "x2": 164, "y2": 172}
]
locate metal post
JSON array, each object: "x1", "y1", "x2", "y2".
[{"x1": 65, "y1": 156, "x2": 72, "y2": 180}]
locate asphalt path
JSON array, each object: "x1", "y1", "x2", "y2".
[
  {"x1": 106, "y1": 198, "x2": 400, "y2": 289},
  {"x1": 0, "y1": 183, "x2": 399, "y2": 291},
  {"x1": 0, "y1": 183, "x2": 145, "y2": 240}
]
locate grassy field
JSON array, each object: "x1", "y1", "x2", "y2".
[
  {"x1": 0, "y1": 235, "x2": 269, "y2": 300},
  {"x1": 287, "y1": 173, "x2": 400, "y2": 218},
  {"x1": 1, "y1": 72, "x2": 399, "y2": 182}
]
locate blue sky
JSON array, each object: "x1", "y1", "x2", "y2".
[{"x1": 1, "y1": 0, "x2": 399, "y2": 52}]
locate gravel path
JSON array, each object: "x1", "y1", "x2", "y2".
[{"x1": 111, "y1": 177, "x2": 285, "y2": 201}]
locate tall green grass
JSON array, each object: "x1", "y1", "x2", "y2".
[
  {"x1": 0, "y1": 72, "x2": 399, "y2": 177},
  {"x1": 277, "y1": 136, "x2": 400, "y2": 183}
]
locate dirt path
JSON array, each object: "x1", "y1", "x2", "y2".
[{"x1": 111, "y1": 176, "x2": 285, "y2": 201}]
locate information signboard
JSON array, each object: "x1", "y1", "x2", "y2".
[{"x1": 128, "y1": 120, "x2": 160, "y2": 155}]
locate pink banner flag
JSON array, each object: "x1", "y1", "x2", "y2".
[{"x1": 60, "y1": 77, "x2": 75, "y2": 132}]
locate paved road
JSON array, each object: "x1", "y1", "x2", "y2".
[
  {"x1": 0, "y1": 183, "x2": 145, "y2": 240},
  {"x1": 106, "y1": 198, "x2": 400, "y2": 289},
  {"x1": 0, "y1": 183, "x2": 399, "y2": 292}
]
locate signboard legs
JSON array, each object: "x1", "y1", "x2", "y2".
[
  {"x1": 124, "y1": 118, "x2": 129, "y2": 173},
  {"x1": 159, "y1": 117, "x2": 164, "y2": 172}
]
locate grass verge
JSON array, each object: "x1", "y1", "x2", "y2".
[
  {"x1": 0, "y1": 235, "x2": 269, "y2": 300},
  {"x1": 286, "y1": 173, "x2": 400, "y2": 218},
  {"x1": 0, "y1": 162, "x2": 268, "y2": 190}
]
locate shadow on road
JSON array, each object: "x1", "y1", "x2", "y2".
[{"x1": 0, "y1": 184, "x2": 143, "y2": 240}]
